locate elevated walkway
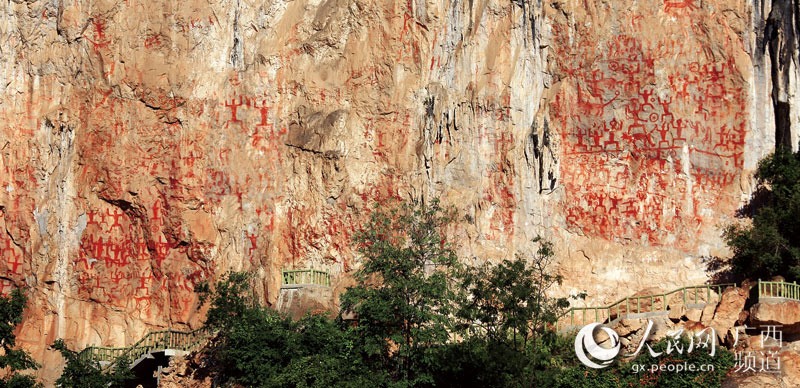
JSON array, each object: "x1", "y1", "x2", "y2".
[
  {"x1": 556, "y1": 283, "x2": 737, "y2": 332},
  {"x1": 557, "y1": 280, "x2": 800, "y2": 333},
  {"x1": 79, "y1": 327, "x2": 213, "y2": 387},
  {"x1": 758, "y1": 279, "x2": 800, "y2": 302},
  {"x1": 78, "y1": 278, "x2": 798, "y2": 384},
  {"x1": 280, "y1": 268, "x2": 331, "y2": 289},
  {"x1": 78, "y1": 268, "x2": 331, "y2": 383}
]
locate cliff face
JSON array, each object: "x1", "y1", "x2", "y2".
[{"x1": 0, "y1": 0, "x2": 796, "y2": 382}]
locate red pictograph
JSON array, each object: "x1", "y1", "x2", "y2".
[
  {"x1": 86, "y1": 210, "x2": 106, "y2": 227},
  {"x1": 664, "y1": 0, "x2": 699, "y2": 14},
  {"x1": 254, "y1": 100, "x2": 273, "y2": 129},
  {"x1": 153, "y1": 235, "x2": 172, "y2": 266},
  {"x1": 144, "y1": 34, "x2": 161, "y2": 49},
  {"x1": 247, "y1": 233, "x2": 258, "y2": 263},
  {"x1": 0, "y1": 280, "x2": 14, "y2": 296},
  {"x1": 550, "y1": 5, "x2": 748, "y2": 248},
  {"x1": 6, "y1": 250, "x2": 23, "y2": 275},
  {"x1": 107, "y1": 208, "x2": 126, "y2": 230},
  {"x1": 84, "y1": 18, "x2": 111, "y2": 52},
  {"x1": 224, "y1": 96, "x2": 246, "y2": 128},
  {"x1": 151, "y1": 200, "x2": 163, "y2": 227},
  {"x1": 483, "y1": 169, "x2": 516, "y2": 240},
  {"x1": 133, "y1": 270, "x2": 155, "y2": 310}
]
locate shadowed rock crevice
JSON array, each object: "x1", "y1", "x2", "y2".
[{"x1": 765, "y1": 0, "x2": 800, "y2": 149}]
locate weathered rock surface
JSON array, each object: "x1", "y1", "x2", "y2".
[
  {"x1": 686, "y1": 308, "x2": 704, "y2": 322},
  {"x1": 750, "y1": 300, "x2": 800, "y2": 334},
  {"x1": 158, "y1": 347, "x2": 215, "y2": 388},
  {"x1": 668, "y1": 304, "x2": 685, "y2": 322},
  {"x1": 725, "y1": 336, "x2": 800, "y2": 387},
  {"x1": 722, "y1": 375, "x2": 782, "y2": 388},
  {"x1": 602, "y1": 289, "x2": 800, "y2": 387},
  {"x1": 276, "y1": 286, "x2": 335, "y2": 320},
  {"x1": 710, "y1": 287, "x2": 749, "y2": 341},
  {"x1": 0, "y1": 0, "x2": 799, "y2": 384}
]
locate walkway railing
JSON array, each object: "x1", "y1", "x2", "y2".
[
  {"x1": 758, "y1": 279, "x2": 800, "y2": 301},
  {"x1": 556, "y1": 283, "x2": 737, "y2": 332},
  {"x1": 282, "y1": 269, "x2": 331, "y2": 287},
  {"x1": 79, "y1": 327, "x2": 213, "y2": 367}
]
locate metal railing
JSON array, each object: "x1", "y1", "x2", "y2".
[
  {"x1": 79, "y1": 327, "x2": 213, "y2": 367},
  {"x1": 758, "y1": 279, "x2": 800, "y2": 301},
  {"x1": 281, "y1": 269, "x2": 331, "y2": 287},
  {"x1": 556, "y1": 283, "x2": 737, "y2": 332}
]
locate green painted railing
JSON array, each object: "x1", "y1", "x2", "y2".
[
  {"x1": 556, "y1": 283, "x2": 737, "y2": 332},
  {"x1": 79, "y1": 327, "x2": 212, "y2": 367},
  {"x1": 758, "y1": 279, "x2": 800, "y2": 301},
  {"x1": 282, "y1": 269, "x2": 331, "y2": 287}
]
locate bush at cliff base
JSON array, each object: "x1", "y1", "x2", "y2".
[
  {"x1": 725, "y1": 146, "x2": 800, "y2": 281},
  {"x1": 0, "y1": 289, "x2": 41, "y2": 388}
]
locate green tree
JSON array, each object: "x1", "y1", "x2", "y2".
[
  {"x1": 195, "y1": 271, "x2": 254, "y2": 331},
  {"x1": 339, "y1": 199, "x2": 460, "y2": 387},
  {"x1": 51, "y1": 340, "x2": 132, "y2": 388},
  {"x1": 0, "y1": 288, "x2": 41, "y2": 388},
  {"x1": 724, "y1": 146, "x2": 800, "y2": 280},
  {"x1": 184, "y1": 197, "x2": 738, "y2": 388},
  {"x1": 457, "y1": 237, "x2": 570, "y2": 349},
  {"x1": 436, "y1": 238, "x2": 572, "y2": 388},
  {"x1": 196, "y1": 270, "x2": 382, "y2": 387},
  {"x1": 217, "y1": 309, "x2": 382, "y2": 388}
]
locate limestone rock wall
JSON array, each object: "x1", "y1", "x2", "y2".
[{"x1": 0, "y1": 0, "x2": 796, "y2": 383}]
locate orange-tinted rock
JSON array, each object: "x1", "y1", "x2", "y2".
[
  {"x1": 686, "y1": 308, "x2": 703, "y2": 322},
  {"x1": 276, "y1": 286, "x2": 336, "y2": 321},
  {"x1": 668, "y1": 304, "x2": 686, "y2": 322},
  {"x1": 710, "y1": 287, "x2": 750, "y2": 342},
  {"x1": 780, "y1": 350, "x2": 800, "y2": 387},
  {"x1": 750, "y1": 301, "x2": 800, "y2": 334},
  {"x1": 722, "y1": 375, "x2": 782, "y2": 388},
  {"x1": 614, "y1": 318, "x2": 645, "y2": 337},
  {"x1": 700, "y1": 303, "x2": 718, "y2": 325},
  {"x1": 0, "y1": 0, "x2": 796, "y2": 385}
]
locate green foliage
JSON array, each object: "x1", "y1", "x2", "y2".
[
  {"x1": 0, "y1": 375, "x2": 40, "y2": 388},
  {"x1": 434, "y1": 238, "x2": 573, "y2": 387},
  {"x1": 196, "y1": 199, "x2": 734, "y2": 388},
  {"x1": 340, "y1": 199, "x2": 460, "y2": 387},
  {"x1": 432, "y1": 337, "x2": 528, "y2": 387},
  {"x1": 433, "y1": 238, "x2": 573, "y2": 388},
  {"x1": 725, "y1": 147, "x2": 800, "y2": 280},
  {"x1": 195, "y1": 271, "x2": 254, "y2": 330},
  {"x1": 218, "y1": 309, "x2": 382, "y2": 388},
  {"x1": 456, "y1": 238, "x2": 570, "y2": 349},
  {"x1": 51, "y1": 340, "x2": 132, "y2": 388},
  {"x1": 197, "y1": 270, "x2": 380, "y2": 387},
  {"x1": 0, "y1": 289, "x2": 40, "y2": 388}
]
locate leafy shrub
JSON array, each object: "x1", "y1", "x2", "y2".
[
  {"x1": 725, "y1": 146, "x2": 800, "y2": 281},
  {"x1": 340, "y1": 199, "x2": 460, "y2": 387},
  {"x1": 196, "y1": 270, "x2": 254, "y2": 330},
  {"x1": 0, "y1": 289, "x2": 41, "y2": 388},
  {"x1": 199, "y1": 273, "x2": 382, "y2": 387},
  {"x1": 51, "y1": 340, "x2": 132, "y2": 388}
]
